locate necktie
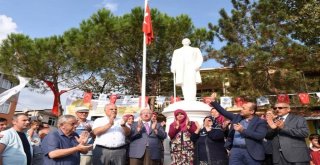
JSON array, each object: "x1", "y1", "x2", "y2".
[{"x1": 144, "y1": 122, "x2": 150, "y2": 134}]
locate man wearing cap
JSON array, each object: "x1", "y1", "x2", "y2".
[
  {"x1": 75, "y1": 106, "x2": 94, "y2": 165},
  {"x1": 92, "y1": 104, "x2": 130, "y2": 165}
]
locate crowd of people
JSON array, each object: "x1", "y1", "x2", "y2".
[{"x1": 0, "y1": 92, "x2": 319, "y2": 165}]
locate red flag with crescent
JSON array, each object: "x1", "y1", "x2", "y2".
[
  {"x1": 142, "y1": 4, "x2": 154, "y2": 45},
  {"x1": 298, "y1": 93, "x2": 310, "y2": 105}
]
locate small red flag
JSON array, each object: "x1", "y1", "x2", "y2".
[
  {"x1": 83, "y1": 92, "x2": 93, "y2": 104},
  {"x1": 277, "y1": 94, "x2": 290, "y2": 104},
  {"x1": 298, "y1": 93, "x2": 310, "y2": 105},
  {"x1": 142, "y1": 5, "x2": 154, "y2": 45}
]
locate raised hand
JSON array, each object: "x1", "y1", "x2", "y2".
[
  {"x1": 233, "y1": 123, "x2": 244, "y2": 132},
  {"x1": 275, "y1": 120, "x2": 284, "y2": 129},
  {"x1": 137, "y1": 119, "x2": 142, "y2": 132},
  {"x1": 195, "y1": 121, "x2": 201, "y2": 130},
  {"x1": 161, "y1": 121, "x2": 166, "y2": 127},
  {"x1": 76, "y1": 142, "x2": 93, "y2": 153},
  {"x1": 210, "y1": 92, "x2": 217, "y2": 101},
  {"x1": 266, "y1": 114, "x2": 277, "y2": 129},
  {"x1": 151, "y1": 120, "x2": 157, "y2": 130},
  {"x1": 175, "y1": 119, "x2": 180, "y2": 129},
  {"x1": 76, "y1": 131, "x2": 89, "y2": 144},
  {"x1": 120, "y1": 116, "x2": 128, "y2": 126},
  {"x1": 194, "y1": 121, "x2": 201, "y2": 134},
  {"x1": 109, "y1": 115, "x2": 115, "y2": 126},
  {"x1": 84, "y1": 123, "x2": 92, "y2": 133},
  {"x1": 186, "y1": 117, "x2": 191, "y2": 129}
]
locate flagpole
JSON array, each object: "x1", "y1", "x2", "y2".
[{"x1": 141, "y1": 0, "x2": 148, "y2": 108}]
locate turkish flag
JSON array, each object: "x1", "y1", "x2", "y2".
[
  {"x1": 83, "y1": 92, "x2": 92, "y2": 104},
  {"x1": 142, "y1": 5, "x2": 153, "y2": 45},
  {"x1": 298, "y1": 93, "x2": 310, "y2": 105},
  {"x1": 277, "y1": 94, "x2": 290, "y2": 104},
  {"x1": 235, "y1": 97, "x2": 246, "y2": 107},
  {"x1": 109, "y1": 94, "x2": 118, "y2": 104}
]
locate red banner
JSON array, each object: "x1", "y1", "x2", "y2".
[{"x1": 44, "y1": 80, "x2": 60, "y2": 116}]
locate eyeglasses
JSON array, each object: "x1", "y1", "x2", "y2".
[
  {"x1": 273, "y1": 107, "x2": 288, "y2": 110},
  {"x1": 77, "y1": 112, "x2": 89, "y2": 114},
  {"x1": 141, "y1": 112, "x2": 152, "y2": 115}
]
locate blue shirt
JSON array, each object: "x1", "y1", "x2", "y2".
[
  {"x1": 41, "y1": 129, "x2": 80, "y2": 165},
  {"x1": 233, "y1": 119, "x2": 249, "y2": 146}
]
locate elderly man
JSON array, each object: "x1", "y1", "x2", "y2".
[
  {"x1": 171, "y1": 38, "x2": 203, "y2": 101},
  {"x1": 92, "y1": 104, "x2": 130, "y2": 165},
  {"x1": 266, "y1": 102, "x2": 310, "y2": 165},
  {"x1": 210, "y1": 93, "x2": 267, "y2": 165},
  {"x1": 0, "y1": 114, "x2": 32, "y2": 165},
  {"x1": 74, "y1": 106, "x2": 94, "y2": 165},
  {"x1": 41, "y1": 115, "x2": 92, "y2": 165},
  {"x1": 129, "y1": 109, "x2": 167, "y2": 165}
]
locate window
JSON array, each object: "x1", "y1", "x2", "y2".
[
  {"x1": 48, "y1": 117, "x2": 57, "y2": 126},
  {"x1": 0, "y1": 102, "x2": 10, "y2": 114},
  {"x1": 1, "y1": 79, "x2": 12, "y2": 89}
]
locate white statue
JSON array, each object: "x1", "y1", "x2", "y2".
[{"x1": 170, "y1": 38, "x2": 203, "y2": 101}]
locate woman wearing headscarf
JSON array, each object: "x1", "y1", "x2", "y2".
[
  {"x1": 191, "y1": 116, "x2": 228, "y2": 165},
  {"x1": 169, "y1": 109, "x2": 198, "y2": 165}
]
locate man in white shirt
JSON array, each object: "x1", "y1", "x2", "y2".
[
  {"x1": 0, "y1": 114, "x2": 32, "y2": 165},
  {"x1": 92, "y1": 104, "x2": 130, "y2": 165}
]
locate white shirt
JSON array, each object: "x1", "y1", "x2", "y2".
[
  {"x1": 92, "y1": 116, "x2": 126, "y2": 148},
  {"x1": 281, "y1": 113, "x2": 289, "y2": 121}
]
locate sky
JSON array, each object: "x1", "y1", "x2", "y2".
[{"x1": 0, "y1": 0, "x2": 233, "y2": 110}]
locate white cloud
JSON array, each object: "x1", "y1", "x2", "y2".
[
  {"x1": 103, "y1": 2, "x2": 118, "y2": 12},
  {"x1": 0, "y1": 15, "x2": 18, "y2": 42}
]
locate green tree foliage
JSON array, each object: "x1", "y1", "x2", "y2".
[
  {"x1": 0, "y1": 34, "x2": 92, "y2": 114},
  {"x1": 0, "y1": 7, "x2": 211, "y2": 105},
  {"x1": 208, "y1": 0, "x2": 320, "y2": 98},
  {"x1": 74, "y1": 7, "x2": 211, "y2": 96}
]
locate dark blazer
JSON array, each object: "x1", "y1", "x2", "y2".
[
  {"x1": 266, "y1": 113, "x2": 310, "y2": 163},
  {"x1": 210, "y1": 101, "x2": 267, "y2": 161},
  {"x1": 191, "y1": 127, "x2": 228, "y2": 165},
  {"x1": 129, "y1": 121, "x2": 167, "y2": 160}
]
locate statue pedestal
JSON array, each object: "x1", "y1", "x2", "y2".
[{"x1": 162, "y1": 100, "x2": 211, "y2": 134}]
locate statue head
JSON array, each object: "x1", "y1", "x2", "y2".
[{"x1": 182, "y1": 38, "x2": 191, "y2": 46}]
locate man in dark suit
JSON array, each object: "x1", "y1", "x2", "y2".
[
  {"x1": 266, "y1": 102, "x2": 310, "y2": 165},
  {"x1": 210, "y1": 93, "x2": 267, "y2": 165},
  {"x1": 129, "y1": 109, "x2": 167, "y2": 165}
]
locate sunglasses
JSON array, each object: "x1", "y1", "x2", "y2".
[{"x1": 273, "y1": 107, "x2": 288, "y2": 110}]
